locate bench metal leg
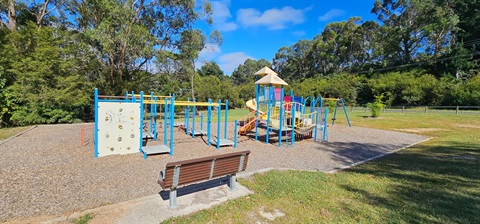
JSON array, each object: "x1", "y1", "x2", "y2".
[
  {"x1": 169, "y1": 188, "x2": 177, "y2": 209},
  {"x1": 229, "y1": 174, "x2": 237, "y2": 191}
]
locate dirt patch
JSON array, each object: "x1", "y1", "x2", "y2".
[
  {"x1": 394, "y1": 128, "x2": 445, "y2": 133},
  {"x1": 453, "y1": 124, "x2": 480, "y2": 129},
  {"x1": 258, "y1": 207, "x2": 285, "y2": 221}
]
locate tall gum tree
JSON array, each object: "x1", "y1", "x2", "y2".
[{"x1": 69, "y1": 0, "x2": 215, "y2": 94}]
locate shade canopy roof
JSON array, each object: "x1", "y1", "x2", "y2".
[
  {"x1": 254, "y1": 73, "x2": 288, "y2": 86},
  {"x1": 254, "y1": 66, "x2": 278, "y2": 76}
]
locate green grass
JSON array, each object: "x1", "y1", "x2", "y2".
[
  {"x1": 163, "y1": 111, "x2": 480, "y2": 223},
  {"x1": 71, "y1": 213, "x2": 94, "y2": 224},
  {"x1": 0, "y1": 126, "x2": 32, "y2": 140}
]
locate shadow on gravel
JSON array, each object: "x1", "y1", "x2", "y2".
[
  {"x1": 318, "y1": 141, "x2": 412, "y2": 166},
  {"x1": 338, "y1": 143, "x2": 480, "y2": 223},
  {"x1": 159, "y1": 176, "x2": 231, "y2": 201}
]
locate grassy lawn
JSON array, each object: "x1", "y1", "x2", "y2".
[
  {"x1": 0, "y1": 126, "x2": 32, "y2": 140},
  {"x1": 164, "y1": 111, "x2": 480, "y2": 223}
]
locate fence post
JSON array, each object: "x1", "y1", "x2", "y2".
[
  {"x1": 456, "y1": 106, "x2": 459, "y2": 114},
  {"x1": 383, "y1": 106, "x2": 386, "y2": 113},
  {"x1": 351, "y1": 106, "x2": 353, "y2": 112},
  {"x1": 364, "y1": 107, "x2": 367, "y2": 112},
  {"x1": 402, "y1": 106, "x2": 405, "y2": 114},
  {"x1": 425, "y1": 106, "x2": 428, "y2": 113}
]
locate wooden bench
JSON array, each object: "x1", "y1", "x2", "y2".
[{"x1": 157, "y1": 150, "x2": 250, "y2": 208}]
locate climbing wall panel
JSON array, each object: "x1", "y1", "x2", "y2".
[{"x1": 97, "y1": 102, "x2": 141, "y2": 157}]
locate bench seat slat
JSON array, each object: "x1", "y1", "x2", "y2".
[{"x1": 160, "y1": 150, "x2": 250, "y2": 189}]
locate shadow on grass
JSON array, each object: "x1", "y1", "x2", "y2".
[
  {"x1": 317, "y1": 141, "x2": 413, "y2": 166},
  {"x1": 339, "y1": 143, "x2": 480, "y2": 223}
]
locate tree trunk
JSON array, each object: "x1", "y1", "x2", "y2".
[
  {"x1": 8, "y1": 0, "x2": 16, "y2": 30},
  {"x1": 190, "y1": 59, "x2": 195, "y2": 99}
]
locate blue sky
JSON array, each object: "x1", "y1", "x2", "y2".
[{"x1": 197, "y1": 0, "x2": 378, "y2": 75}]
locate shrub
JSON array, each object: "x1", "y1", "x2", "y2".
[{"x1": 367, "y1": 94, "x2": 385, "y2": 117}]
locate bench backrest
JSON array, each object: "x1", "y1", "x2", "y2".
[{"x1": 162, "y1": 150, "x2": 250, "y2": 189}]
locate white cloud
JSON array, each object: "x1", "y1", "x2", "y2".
[
  {"x1": 199, "y1": 43, "x2": 221, "y2": 60},
  {"x1": 237, "y1": 6, "x2": 307, "y2": 30},
  {"x1": 212, "y1": 0, "x2": 238, "y2": 32},
  {"x1": 218, "y1": 52, "x2": 254, "y2": 75},
  {"x1": 195, "y1": 43, "x2": 222, "y2": 68},
  {"x1": 293, "y1": 30, "x2": 306, "y2": 36},
  {"x1": 318, "y1": 9, "x2": 345, "y2": 22}
]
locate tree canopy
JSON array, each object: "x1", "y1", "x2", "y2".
[{"x1": 0, "y1": 0, "x2": 478, "y2": 127}]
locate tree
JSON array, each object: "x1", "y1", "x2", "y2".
[
  {"x1": 372, "y1": 0, "x2": 431, "y2": 66},
  {"x1": 3, "y1": 22, "x2": 91, "y2": 125},
  {"x1": 70, "y1": 0, "x2": 214, "y2": 94},
  {"x1": 231, "y1": 58, "x2": 271, "y2": 85},
  {"x1": 198, "y1": 61, "x2": 224, "y2": 78},
  {"x1": 0, "y1": 0, "x2": 16, "y2": 30}
]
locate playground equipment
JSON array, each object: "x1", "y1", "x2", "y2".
[
  {"x1": 328, "y1": 98, "x2": 352, "y2": 127},
  {"x1": 237, "y1": 66, "x2": 350, "y2": 147},
  {"x1": 94, "y1": 89, "x2": 238, "y2": 159},
  {"x1": 94, "y1": 91, "x2": 143, "y2": 157},
  {"x1": 210, "y1": 100, "x2": 237, "y2": 149},
  {"x1": 184, "y1": 98, "x2": 207, "y2": 137},
  {"x1": 94, "y1": 89, "x2": 175, "y2": 159}
]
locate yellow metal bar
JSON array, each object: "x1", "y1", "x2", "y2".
[
  {"x1": 142, "y1": 100, "x2": 223, "y2": 106},
  {"x1": 322, "y1": 98, "x2": 340, "y2": 101},
  {"x1": 174, "y1": 101, "x2": 224, "y2": 106}
]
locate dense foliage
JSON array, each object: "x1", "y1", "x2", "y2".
[{"x1": 0, "y1": 0, "x2": 478, "y2": 127}]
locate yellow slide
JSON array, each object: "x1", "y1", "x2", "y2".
[
  {"x1": 238, "y1": 99, "x2": 265, "y2": 134},
  {"x1": 245, "y1": 99, "x2": 265, "y2": 116}
]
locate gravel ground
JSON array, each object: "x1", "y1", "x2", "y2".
[{"x1": 0, "y1": 123, "x2": 429, "y2": 222}]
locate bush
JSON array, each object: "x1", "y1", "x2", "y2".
[{"x1": 367, "y1": 94, "x2": 385, "y2": 117}]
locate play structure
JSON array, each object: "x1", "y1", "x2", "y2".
[
  {"x1": 237, "y1": 66, "x2": 351, "y2": 147},
  {"x1": 94, "y1": 89, "x2": 238, "y2": 159}
]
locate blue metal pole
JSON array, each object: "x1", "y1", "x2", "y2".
[
  {"x1": 140, "y1": 92, "x2": 146, "y2": 159},
  {"x1": 341, "y1": 98, "x2": 352, "y2": 127},
  {"x1": 192, "y1": 98, "x2": 196, "y2": 138},
  {"x1": 94, "y1": 88, "x2": 99, "y2": 158},
  {"x1": 290, "y1": 90, "x2": 295, "y2": 146},
  {"x1": 323, "y1": 108, "x2": 329, "y2": 142},
  {"x1": 234, "y1": 120, "x2": 238, "y2": 148},
  {"x1": 266, "y1": 86, "x2": 271, "y2": 144},
  {"x1": 224, "y1": 100, "x2": 228, "y2": 139},
  {"x1": 150, "y1": 93, "x2": 154, "y2": 135},
  {"x1": 170, "y1": 97, "x2": 174, "y2": 155},
  {"x1": 332, "y1": 99, "x2": 338, "y2": 125},
  {"x1": 255, "y1": 84, "x2": 259, "y2": 141},
  {"x1": 186, "y1": 98, "x2": 190, "y2": 134},
  {"x1": 301, "y1": 96, "x2": 305, "y2": 114},
  {"x1": 164, "y1": 98, "x2": 168, "y2": 145},
  {"x1": 310, "y1": 97, "x2": 315, "y2": 113},
  {"x1": 200, "y1": 113, "x2": 204, "y2": 132},
  {"x1": 314, "y1": 107, "x2": 319, "y2": 142},
  {"x1": 217, "y1": 100, "x2": 221, "y2": 149},
  {"x1": 207, "y1": 99, "x2": 212, "y2": 146},
  {"x1": 279, "y1": 87, "x2": 284, "y2": 147},
  {"x1": 153, "y1": 94, "x2": 158, "y2": 141}
]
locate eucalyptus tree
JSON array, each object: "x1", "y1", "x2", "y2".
[
  {"x1": 372, "y1": 0, "x2": 433, "y2": 66},
  {"x1": 232, "y1": 58, "x2": 271, "y2": 85},
  {"x1": 197, "y1": 61, "x2": 224, "y2": 78},
  {"x1": 0, "y1": 0, "x2": 16, "y2": 30},
  {"x1": 69, "y1": 0, "x2": 215, "y2": 94}
]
